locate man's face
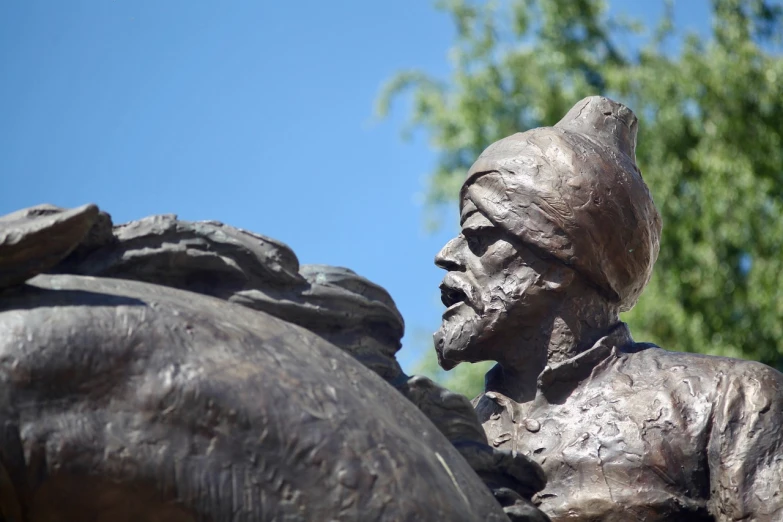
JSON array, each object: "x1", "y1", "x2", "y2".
[{"x1": 433, "y1": 204, "x2": 555, "y2": 370}]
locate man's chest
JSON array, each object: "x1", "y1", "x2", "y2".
[{"x1": 477, "y1": 384, "x2": 714, "y2": 520}]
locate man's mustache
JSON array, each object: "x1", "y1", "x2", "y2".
[{"x1": 439, "y1": 272, "x2": 483, "y2": 314}]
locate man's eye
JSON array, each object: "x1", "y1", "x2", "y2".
[
  {"x1": 465, "y1": 233, "x2": 489, "y2": 255},
  {"x1": 464, "y1": 227, "x2": 505, "y2": 256}
]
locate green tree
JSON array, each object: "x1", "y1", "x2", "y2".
[{"x1": 378, "y1": 0, "x2": 783, "y2": 396}]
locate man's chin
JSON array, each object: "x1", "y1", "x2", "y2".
[
  {"x1": 436, "y1": 348, "x2": 460, "y2": 371},
  {"x1": 433, "y1": 326, "x2": 480, "y2": 371}
]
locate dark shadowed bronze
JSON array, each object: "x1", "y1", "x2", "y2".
[
  {"x1": 0, "y1": 205, "x2": 549, "y2": 521},
  {"x1": 435, "y1": 96, "x2": 783, "y2": 521}
]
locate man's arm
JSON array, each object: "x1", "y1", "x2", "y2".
[{"x1": 708, "y1": 361, "x2": 783, "y2": 521}]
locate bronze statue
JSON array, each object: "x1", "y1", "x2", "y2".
[
  {"x1": 434, "y1": 96, "x2": 783, "y2": 521},
  {"x1": 0, "y1": 204, "x2": 548, "y2": 521},
  {"x1": 3, "y1": 96, "x2": 781, "y2": 522}
]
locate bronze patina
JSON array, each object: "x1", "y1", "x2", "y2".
[
  {"x1": 0, "y1": 204, "x2": 547, "y2": 521},
  {"x1": 435, "y1": 96, "x2": 783, "y2": 521},
  {"x1": 1, "y1": 96, "x2": 780, "y2": 522}
]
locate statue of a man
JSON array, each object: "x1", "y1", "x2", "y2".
[{"x1": 434, "y1": 96, "x2": 783, "y2": 521}]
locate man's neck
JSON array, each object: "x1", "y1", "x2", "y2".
[{"x1": 486, "y1": 296, "x2": 618, "y2": 403}]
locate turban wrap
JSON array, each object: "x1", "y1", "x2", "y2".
[{"x1": 460, "y1": 96, "x2": 662, "y2": 311}]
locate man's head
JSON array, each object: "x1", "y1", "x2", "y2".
[{"x1": 434, "y1": 96, "x2": 662, "y2": 369}]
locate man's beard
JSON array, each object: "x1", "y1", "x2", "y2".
[{"x1": 434, "y1": 303, "x2": 482, "y2": 370}]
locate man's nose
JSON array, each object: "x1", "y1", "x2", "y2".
[{"x1": 435, "y1": 237, "x2": 465, "y2": 271}]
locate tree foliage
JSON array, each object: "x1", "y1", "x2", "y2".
[{"x1": 378, "y1": 0, "x2": 783, "y2": 396}]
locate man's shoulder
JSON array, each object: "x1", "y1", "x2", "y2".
[{"x1": 620, "y1": 343, "x2": 783, "y2": 394}]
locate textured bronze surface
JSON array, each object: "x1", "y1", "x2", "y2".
[
  {"x1": 0, "y1": 205, "x2": 550, "y2": 521},
  {"x1": 434, "y1": 96, "x2": 783, "y2": 521}
]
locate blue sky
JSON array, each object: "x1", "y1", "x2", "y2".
[{"x1": 0, "y1": 1, "x2": 710, "y2": 372}]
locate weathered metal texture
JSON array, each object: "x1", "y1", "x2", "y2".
[
  {"x1": 37, "y1": 206, "x2": 549, "y2": 521},
  {"x1": 0, "y1": 204, "x2": 99, "y2": 288},
  {"x1": 0, "y1": 202, "x2": 553, "y2": 520},
  {"x1": 0, "y1": 273, "x2": 508, "y2": 521},
  {"x1": 475, "y1": 325, "x2": 783, "y2": 521},
  {"x1": 435, "y1": 96, "x2": 783, "y2": 521},
  {"x1": 51, "y1": 212, "x2": 408, "y2": 384}
]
